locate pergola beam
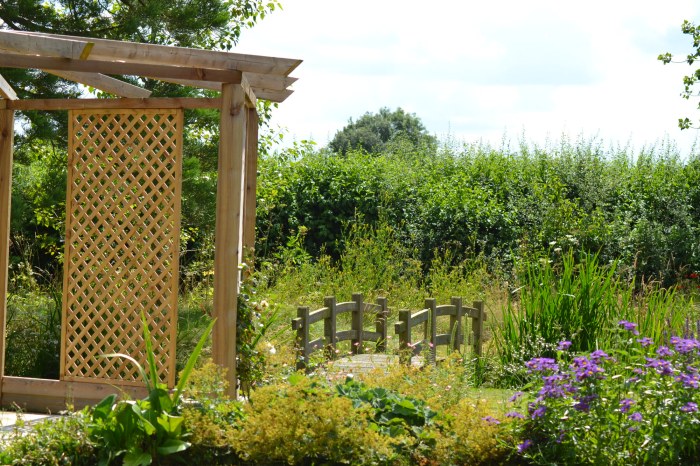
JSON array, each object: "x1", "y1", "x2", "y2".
[
  {"x1": 0, "y1": 74, "x2": 17, "y2": 100},
  {"x1": 0, "y1": 31, "x2": 93, "y2": 59},
  {"x1": 0, "y1": 97, "x2": 220, "y2": 111},
  {"x1": 2, "y1": 30, "x2": 301, "y2": 76},
  {"x1": 0, "y1": 52, "x2": 243, "y2": 83},
  {"x1": 45, "y1": 70, "x2": 152, "y2": 98}
]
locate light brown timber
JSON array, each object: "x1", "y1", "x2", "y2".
[
  {"x1": 242, "y1": 107, "x2": 259, "y2": 266},
  {"x1": 5, "y1": 97, "x2": 221, "y2": 111},
  {"x1": 0, "y1": 110, "x2": 14, "y2": 404},
  {"x1": 1, "y1": 376, "x2": 147, "y2": 412},
  {"x1": 0, "y1": 74, "x2": 17, "y2": 100},
  {"x1": 45, "y1": 70, "x2": 152, "y2": 98},
  {"x1": 0, "y1": 52, "x2": 243, "y2": 83},
  {"x1": 0, "y1": 31, "x2": 93, "y2": 59},
  {"x1": 3, "y1": 30, "x2": 302, "y2": 76},
  {"x1": 213, "y1": 83, "x2": 247, "y2": 398}
]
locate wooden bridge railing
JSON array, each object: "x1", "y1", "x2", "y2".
[
  {"x1": 292, "y1": 293, "x2": 388, "y2": 370},
  {"x1": 394, "y1": 298, "x2": 486, "y2": 365},
  {"x1": 292, "y1": 294, "x2": 486, "y2": 370}
]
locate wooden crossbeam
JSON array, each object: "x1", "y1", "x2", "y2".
[
  {"x1": 6, "y1": 30, "x2": 302, "y2": 76},
  {"x1": 45, "y1": 70, "x2": 152, "y2": 98},
  {"x1": 0, "y1": 74, "x2": 17, "y2": 100},
  {"x1": 0, "y1": 30, "x2": 93, "y2": 59},
  {"x1": 3, "y1": 97, "x2": 220, "y2": 111},
  {"x1": 0, "y1": 52, "x2": 242, "y2": 83}
]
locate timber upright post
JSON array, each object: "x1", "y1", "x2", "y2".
[
  {"x1": 214, "y1": 82, "x2": 247, "y2": 398},
  {"x1": 0, "y1": 108, "x2": 14, "y2": 402},
  {"x1": 242, "y1": 107, "x2": 259, "y2": 274}
]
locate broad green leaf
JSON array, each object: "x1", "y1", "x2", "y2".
[
  {"x1": 156, "y1": 438, "x2": 190, "y2": 456},
  {"x1": 123, "y1": 451, "x2": 152, "y2": 466}
]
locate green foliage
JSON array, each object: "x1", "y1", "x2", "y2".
[
  {"x1": 336, "y1": 378, "x2": 441, "y2": 454},
  {"x1": 229, "y1": 374, "x2": 399, "y2": 465},
  {"x1": 328, "y1": 107, "x2": 436, "y2": 156},
  {"x1": 236, "y1": 268, "x2": 280, "y2": 395},
  {"x1": 659, "y1": 19, "x2": 700, "y2": 129},
  {"x1": 87, "y1": 313, "x2": 216, "y2": 465},
  {"x1": 257, "y1": 137, "x2": 700, "y2": 286}
]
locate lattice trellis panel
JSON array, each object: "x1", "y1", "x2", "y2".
[{"x1": 61, "y1": 109, "x2": 183, "y2": 387}]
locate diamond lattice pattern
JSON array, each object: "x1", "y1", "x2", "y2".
[{"x1": 62, "y1": 110, "x2": 183, "y2": 387}]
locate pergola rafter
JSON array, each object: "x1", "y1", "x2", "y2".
[{"x1": 0, "y1": 30, "x2": 300, "y2": 411}]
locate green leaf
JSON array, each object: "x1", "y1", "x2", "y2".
[
  {"x1": 101, "y1": 353, "x2": 150, "y2": 392},
  {"x1": 140, "y1": 312, "x2": 161, "y2": 393},
  {"x1": 156, "y1": 438, "x2": 190, "y2": 456},
  {"x1": 92, "y1": 394, "x2": 117, "y2": 421},
  {"x1": 172, "y1": 317, "x2": 216, "y2": 408},
  {"x1": 156, "y1": 412, "x2": 184, "y2": 435},
  {"x1": 123, "y1": 451, "x2": 152, "y2": 466}
]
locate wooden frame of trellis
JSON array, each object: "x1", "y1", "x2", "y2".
[{"x1": 0, "y1": 31, "x2": 300, "y2": 411}]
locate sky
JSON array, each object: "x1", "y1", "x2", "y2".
[{"x1": 236, "y1": 1, "x2": 700, "y2": 155}]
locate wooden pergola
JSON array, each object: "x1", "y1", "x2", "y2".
[{"x1": 0, "y1": 30, "x2": 300, "y2": 411}]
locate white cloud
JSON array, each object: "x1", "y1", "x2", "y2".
[{"x1": 237, "y1": 1, "x2": 700, "y2": 154}]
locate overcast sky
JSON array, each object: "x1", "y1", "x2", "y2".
[{"x1": 237, "y1": 1, "x2": 700, "y2": 154}]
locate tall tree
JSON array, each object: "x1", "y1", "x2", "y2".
[
  {"x1": 329, "y1": 107, "x2": 436, "y2": 156},
  {"x1": 659, "y1": 19, "x2": 700, "y2": 129}
]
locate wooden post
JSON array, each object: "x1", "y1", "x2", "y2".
[
  {"x1": 242, "y1": 107, "x2": 258, "y2": 272},
  {"x1": 425, "y1": 298, "x2": 437, "y2": 364},
  {"x1": 351, "y1": 293, "x2": 364, "y2": 354},
  {"x1": 375, "y1": 297, "x2": 388, "y2": 353},
  {"x1": 0, "y1": 110, "x2": 14, "y2": 402},
  {"x1": 472, "y1": 301, "x2": 485, "y2": 357},
  {"x1": 397, "y1": 309, "x2": 411, "y2": 365},
  {"x1": 323, "y1": 296, "x2": 337, "y2": 359},
  {"x1": 295, "y1": 306, "x2": 310, "y2": 371},
  {"x1": 450, "y1": 297, "x2": 463, "y2": 352},
  {"x1": 213, "y1": 83, "x2": 247, "y2": 397}
]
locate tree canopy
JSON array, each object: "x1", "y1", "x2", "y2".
[
  {"x1": 329, "y1": 107, "x2": 436, "y2": 155},
  {"x1": 0, "y1": 0, "x2": 280, "y2": 140},
  {"x1": 659, "y1": 19, "x2": 700, "y2": 129}
]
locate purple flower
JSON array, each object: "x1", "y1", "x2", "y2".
[
  {"x1": 481, "y1": 415, "x2": 501, "y2": 425},
  {"x1": 618, "y1": 320, "x2": 640, "y2": 335},
  {"x1": 557, "y1": 340, "x2": 572, "y2": 351},
  {"x1": 538, "y1": 374, "x2": 574, "y2": 399},
  {"x1": 517, "y1": 439, "x2": 533, "y2": 454},
  {"x1": 646, "y1": 357, "x2": 674, "y2": 376},
  {"x1": 671, "y1": 337, "x2": 700, "y2": 354},
  {"x1": 526, "y1": 357, "x2": 559, "y2": 373},
  {"x1": 637, "y1": 337, "x2": 653, "y2": 347},
  {"x1": 676, "y1": 372, "x2": 700, "y2": 388},
  {"x1": 681, "y1": 402, "x2": 698, "y2": 413},
  {"x1": 573, "y1": 394, "x2": 597, "y2": 412},
  {"x1": 619, "y1": 398, "x2": 635, "y2": 413},
  {"x1": 570, "y1": 356, "x2": 605, "y2": 380},
  {"x1": 506, "y1": 411, "x2": 525, "y2": 419},
  {"x1": 628, "y1": 412, "x2": 643, "y2": 422},
  {"x1": 509, "y1": 391, "x2": 524, "y2": 402},
  {"x1": 656, "y1": 346, "x2": 674, "y2": 357},
  {"x1": 529, "y1": 403, "x2": 547, "y2": 419},
  {"x1": 590, "y1": 350, "x2": 610, "y2": 362}
]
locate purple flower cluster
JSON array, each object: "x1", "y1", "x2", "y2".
[
  {"x1": 526, "y1": 357, "x2": 559, "y2": 373},
  {"x1": 570, "y1": 356, "x2": 605, "y2": 381},
  {"x1": 670, "y1": 336, "x2": 700, "y2": 355},
  {"x1": 619, "y1": 320, "x2": 640, "y2": 335},
  {"x1": 512, "y1": 321, "x2": 700, "y2": 458}
]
